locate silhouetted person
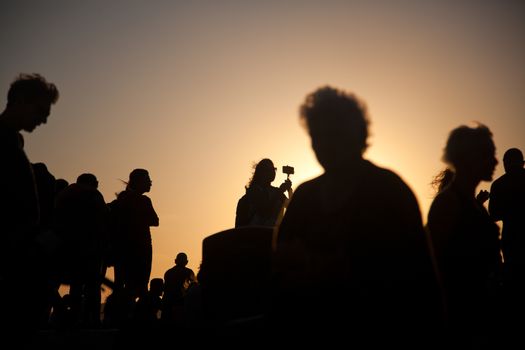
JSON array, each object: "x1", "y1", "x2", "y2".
[
  {"x1": 270, "y1": 86, "x2": 444, "y2": 347},
  {"x1": 0, "y1": 73, "x2": 59, "y2": 338},
  {"x1": 489, "y1": 147, "x2": 525, "y2": 337},
  {"x1": 111, "y1": 169, "x2": 159, "y2": 301},
  {"x1": 162, "y1": 252, "x2": 196, "y2": 325},
  {"x1": 133, "y1": 277, "x2": 164, "y2": 325},
  {"x1": 54, "y1": 173, "x2": 109, "y2": 328},
  {"x1": 235, "y1": 158, "x2": 292, "y2": 228},
  {"x1": 427, "y1": 123, "x2": 502, "y2": 348}
]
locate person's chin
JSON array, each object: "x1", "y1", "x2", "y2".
[{"x1": 23, "y1": 125, "x2": 36, "y2": 132}]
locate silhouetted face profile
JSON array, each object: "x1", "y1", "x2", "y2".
[
  {"x1": 17, "y1": 98, "x2": 51, "y2": 132},
  {"x1": 249, "y1": 158, "x2": 277, "y2": 188},
  {"x1": 503, "y1": 148, "x2": 524, "y2": 174},
  {"x1": 5, "y1": 73, "x2": 59, "y2": 132},
  {"x1": 299, "y1": 86, "x2": 369, "y2": 171}
]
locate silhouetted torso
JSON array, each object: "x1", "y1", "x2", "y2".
[
  {"x1": 490, "y1": 168, "x2": 525, "y2": 266},
  {"x1": 235, "y1": 158, "x2": 291, "y2": 228},
  {"x1": 111, "y1": 189, "x2": 158, "y2": 298},
  {"x1": 236, "y1": 185, "x2": 287, "y2": 227},
  {"x1": 55, "y1": 183, "x2": 109, "y2": 262},
  {"x1": 489, "y1": 166, "x2": 525, "y2": 339},
  {"x1": 0, "y1": 122, "x2": 42, "y2": 333},
  {"x1": 162, "y1": 264, "x2": 195, "y2": 325},
  {"x1": 113, "y1": 190, "x2": 157, "y2": 250},
  {"x1": 0, "y1": 124, "x2": 39, "y2": 242},
  {"x1": 272, "y1": 159, "x2": 443, "y2": 345},
  {"x1": 431, "y1": 183, "x2": 501, "y2": 312},
  {"x1": 163, "y1": 265, "x2": 195, "y2": 302},
  {"x1": 54, "y1": 181, "x2": 109, "y2": 327}
]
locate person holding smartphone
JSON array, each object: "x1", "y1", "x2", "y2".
[{"x1": 235, "y1": 158, "x2": 293, "y2": 228}]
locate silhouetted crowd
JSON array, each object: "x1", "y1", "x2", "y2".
[{"x1": 1, "y1": 74, "x2": 524, "y2": 349}]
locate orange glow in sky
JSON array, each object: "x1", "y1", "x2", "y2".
[{"x1": 2, "y1": 1, "x2": 524, "y2": 287}]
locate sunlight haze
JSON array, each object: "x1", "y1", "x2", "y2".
[{"x1": 2, "y1": 0, "x2": 524, "y2": 284}]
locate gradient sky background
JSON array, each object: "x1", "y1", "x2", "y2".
[{"x1": 2, "y1": 0, "x2": 524, "y2": 286}]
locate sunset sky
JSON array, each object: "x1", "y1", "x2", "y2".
[{"x1": 2, "y1": 0, "x2": 524, "y2": 285}]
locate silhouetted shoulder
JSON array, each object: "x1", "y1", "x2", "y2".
[
  {"x1": 286, "y1": 161, "x2": 420, "y2": 212},
  {"x1": 427, "y1": 188, "x2": 462, "y2": 235},
  {"x1": 367, "y1": 162, "x2": 417, "y2": 194},
  {"x1": 489, "y1": 174, "x2": 507, "y2": 196},
  {"x1": 490, "y1": 175, "x2": 504, "y2": 188},
  {"x1": 288, "y1": 176, "x2": 321, "y2": 196},
  {"x1": 429, "y1": 189, "x2": 462, "y2": 216}
]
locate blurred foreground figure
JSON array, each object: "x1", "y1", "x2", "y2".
[{"x1": 270, "y1": 86, "x2": 444, "y2": 347}]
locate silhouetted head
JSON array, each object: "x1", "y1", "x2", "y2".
[
  {"x1": 249, "y1": 158, "x2": 276, "y2": 188},
  {"x1": 4, "y1": 73, "x2": 59, "y2": 132},
  {"x1": 503, "y1": 148, "x2": 524, "y2": 174},
  {"x1": 127, "y1": 168, "x2": 152, "y2": 193},
  {"x1": 442, "y1": 123, "x2": 497, "y2": 182},
  {"x1": 175, "y1": 252, "x2": 188, "y2": 266},
  {"x1": 300, "y1": 86, "x2": 369, "y2": 171},
  {"x1": 32, "y1": 162, "x2": 56, "y2": 192},
  {"x1": 32, "y1": 162, "x2": 53, "y2": 180},
  {"x1": 149, "y1": 278, "x2": 164, "y2": 296},
  {"x1": 76, "y1": 173, "x2": 99, "y2": 189},
  {"x1": 55, "y1": 178, "x2": 69, "y2": 194}
]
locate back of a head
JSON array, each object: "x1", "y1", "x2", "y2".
[
  {"x1": 76, "y1": 173, "x2": 98, "y2": 188},
  {"x1": 503, "y1": 148, "x2": 524, "y2": 173},
  {"x1": 149, "y1": 278, "x2": 164, "y2": 295},
  {"x1": 7, "y1": 73, "x2": 59, "y2": 107},
  {"x1": 299, "y1": 86, "x2": 369, "y2": 169},
  {"x1": 55, "y1": 178, "x2": 69, "y2": 193},
  {"x1": 32, "y1": 162, "x2": 54, "y2": 181},
  {"x1": 175, "y1": 252, "x2": 188, "y2": 266},
  {"x1": 32, "y1": 162, "x2": 48, "y2": 174}
]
